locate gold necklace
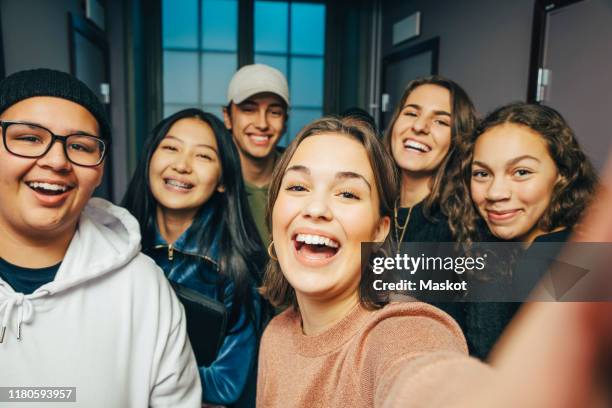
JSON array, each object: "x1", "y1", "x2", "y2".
[{"x1": 394, "y1": 200, "x2": 413, "y2": 247}]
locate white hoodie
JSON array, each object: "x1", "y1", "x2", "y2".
[{"x1": 0, "y1": 198, "x2": 201, "y2": 407}]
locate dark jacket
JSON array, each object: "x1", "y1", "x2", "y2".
[{"x1": 144, "y1": 208, "x2": 261, "y2": 406}]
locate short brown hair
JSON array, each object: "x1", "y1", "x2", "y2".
[{"x1": 260, "y1": 116, "x2": 399, "y2": 310}]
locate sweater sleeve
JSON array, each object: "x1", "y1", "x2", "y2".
[
  {"x1": 149, "y1": 270, "x2": 202, "y2": 408},
  {"x1": 199, "y1": 283, "x2": 260, "y2": 405},
  {"x1": 358, "y1": 303, "x2": 494, "y2": 408},
  {"x1": 376, "y1": 353, "x2": 495, "y2": 408},
  {"x1": 256, "y1": 320, "x2": 270, "y2": 406},
  {"x1": 359, "y1": 304, "x2": 466, "y2": 386}
]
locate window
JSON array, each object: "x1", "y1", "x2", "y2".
[
  {"x1": 254, "y1": 1, "x2": 325, "y2": 145},
  {"x1": 162, "y1": 0, "x2": 326, "y2": 145},
  {"x1": 162, "y1": 0, "x2": 238, "y2": 118}
]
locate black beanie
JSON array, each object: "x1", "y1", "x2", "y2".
[{"x1": 0, "y1": 68, "x2": 111, "y2": 141}]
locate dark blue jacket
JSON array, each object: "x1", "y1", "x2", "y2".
[{"x1": 144, "y1": 209, "x2": 260, "y2": 405}]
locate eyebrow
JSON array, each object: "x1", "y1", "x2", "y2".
[
  {"x1": 163, "y1": 135, "x2": 218, "y2": 151},
  {"x1": 402, "y1": 103, "x2": 451, "y2": 117},
  {"x1": 473, "y1": 155, "x2": 541, "y2": 169},
  {"x1": 471, "y1": 160, "x2": 491, "y2": 170},
  {"x1": 67, "y1": 130, "x2": 99, "y2": 138},
  {"x1": 507, "y1": 155, "x2": 541, "y2": 165},
  {"x1": 18, "y1": 121, "x2": 99, "y2": 138},
  {"x1": 284, "y1": 165, "x2": 372, "y2": 191}
]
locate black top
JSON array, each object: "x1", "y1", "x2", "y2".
[
  {"x1": 0, "y1": 257, "x2": 61, "y2": 295},
  {"x1": 393, "y1": 201, "x2": 573, "y2": 359},
  {"x1": 394, "y1": 201, "x2": 471, "y2": 354},
  {"x1": 395, "y1": 201, "x2": 453, "y2": 243},
  {"x1": 533, "y1": 228, "x2": 573, "y2": 243},
  {"x1": 514, "y1": 227, "x2": 573, "y2": 299},
  {"x1": 395, "y1": 203, "x2": 515, "y2": 359},
  {"x1": 463, "y1": 228, "x2": 573, "y2": 359}
]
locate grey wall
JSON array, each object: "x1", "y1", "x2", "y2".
[
  {"x1": 381, "y1": 0, "x2": 535, "y2": 115},
  {"x1": 1, "y1": 0, "x2": 83, "y2": 74}
]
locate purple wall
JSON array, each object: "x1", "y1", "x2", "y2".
[{"x1": 381, "y1": 0, "x2": 535, "y2": 116}]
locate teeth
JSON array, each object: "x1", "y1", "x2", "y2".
[
  {"x1": 404, "y1": 140, "x2": 430, "y2": 152},
  {"x1": 166, "y1": 179, "x2": 192, "y2": 189},
  {"x1": 251, "y1": 135, "x2": 269, "y2": 143},
  {"x1": 28, "y1": 182, "x2": 68, "y2": 192},
  {"x1": 295, "y1": 233, "x2": 339, "y2": 248}
]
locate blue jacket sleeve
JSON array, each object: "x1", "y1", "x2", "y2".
[{"x1": 199, "y1": 283, "x2": 260, "y2": 405}]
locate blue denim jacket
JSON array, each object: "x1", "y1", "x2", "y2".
[{"x1": 144, "y1": 211, "x2": 260, "y2": 405}]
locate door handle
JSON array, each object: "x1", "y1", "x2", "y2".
[
  {"x1": 100, "y1": 83, "x2": 110, "y2": 104},
  {"x1": 536, "y1": 68, "x2": 551, "y2": 103},
  {"x1": 381, "y1": 93, "x2": 390, "y2": 112}
]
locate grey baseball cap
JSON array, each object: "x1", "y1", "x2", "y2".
[{"x1": 227, "y1": 64, "x2": 289, "y2": 105}]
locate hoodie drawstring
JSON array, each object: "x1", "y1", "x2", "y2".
[{"x1": 0, "y1": 286, "x2": 47, "y2": 343}]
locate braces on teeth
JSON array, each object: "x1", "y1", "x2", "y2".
[{"x1": 166, "y1": 179, "x2": 191, "y2": 188}]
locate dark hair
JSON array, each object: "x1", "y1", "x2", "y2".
[
  {"x1": 341, "y1": 107, "x2": 378, "y2": 136},
  {"x1": 383, "y1": 75, "x2": 477, "y2": 219},
  {"x1": 449, "y1": 102, "x2": 599, "y2": 243},
  {"x1": 260, "y1": 116, "x2": 399, "y2": 310},
  {"x1": 122, "y1": 108, "x2": 266, "y2": 327}
]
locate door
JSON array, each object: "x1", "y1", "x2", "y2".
[
  {"x1": 380, "y1": 37, "x2": 439, "y2": 130},
  {"x1": 528, "y1": 0, "x2": 612, "y2": 172},
  {"x1": 69, "y1": 13, "x2": 113, "y2": 200}
]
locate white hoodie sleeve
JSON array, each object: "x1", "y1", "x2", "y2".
[{"x1": 149, "y1": 268, "x2": 201, "y2": 407}]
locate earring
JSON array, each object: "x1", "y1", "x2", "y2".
[{"x1": 267, "y1": 242, "x2": 278, "y2": 261}]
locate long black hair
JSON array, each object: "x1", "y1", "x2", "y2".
[{"x1": 122, "y1": 108, "x2": 266, "y2": 330}]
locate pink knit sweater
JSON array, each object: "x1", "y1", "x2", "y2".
[{"x1": 257, "y1": 302, "x2": 491, "y2": 407}]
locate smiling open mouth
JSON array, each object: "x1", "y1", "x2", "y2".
[
  {"x1": 248, "y1": 134, "x2": 272, "y2": 145},
  {"x1": 293, "y1": 233, "x2": 340, "y2": 259},
  {"x1": 26, "y1": 181, "x2": 73, "y2": 195},
  {"x1": 403, "y1": 140, "x2": 432, "y2": 153},
  {"x1": 165, "y1": 179, "x2": 193, "y2": 190}
]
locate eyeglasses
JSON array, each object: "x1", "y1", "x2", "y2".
[{"x1": 1, "y1": 120, "x2": 108, "y2": 167}]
